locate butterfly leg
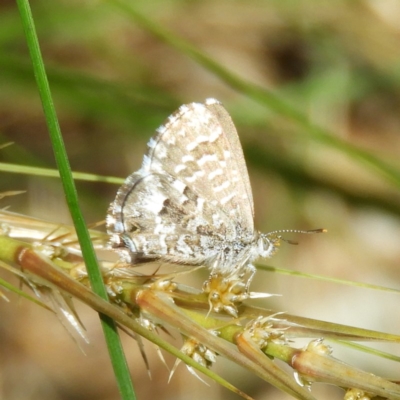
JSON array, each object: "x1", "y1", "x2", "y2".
[{"x1": 244, "y1": 264, "x2": 256, "y2": 293}]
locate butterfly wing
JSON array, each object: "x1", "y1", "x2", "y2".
[
  {"x1": 107, "y1": 99, "x2": 255, "y2": 267},
  {"x1": 107, "y1": 172, "x2": 237, "y2": 265},
  {"x1": 143, "y1": 99, "x2": 254, "y2": 231},
  {"x1": 204, "y1": 99, "x2": 254, "y2": 219}
]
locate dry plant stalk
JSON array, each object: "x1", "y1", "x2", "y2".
[{"x1": 0, "y1": 208, "x2": 399, "y2": 400}]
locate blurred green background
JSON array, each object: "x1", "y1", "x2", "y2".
[{"x1": 1, "y1": 1, "x2": 400, "y2": 399}]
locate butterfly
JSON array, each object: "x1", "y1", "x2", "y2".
[{"x1": 107, "y1": 99, "x2": 321, "y2": 315}]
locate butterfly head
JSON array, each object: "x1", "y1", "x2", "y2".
[
  {"x1": 258, "y1": 228, "x2": 326, "y2": 259},
  {"x1": 257, "y1": 232, "x2": 281, "y2": 259}
]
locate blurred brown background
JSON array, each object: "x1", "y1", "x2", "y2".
[{"x1": 1, "y1": 1, "x2": 400, "y2": 399}]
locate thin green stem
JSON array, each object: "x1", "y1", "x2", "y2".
[{"x1": 15, "y1": 1, "x2": 135, "y2": 398}]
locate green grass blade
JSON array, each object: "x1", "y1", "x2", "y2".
[
  {"x1": 0, "y1": 162, "x2": 124, "y2": 184},
  {"x1": 257, "y1": 264, "x2": 400, "y2": 294},
  {"x1": 334, "y1": 340, "x2": 400, "y2": 363},
  {"x1": 15, "y1": 1, "x2": 136, "y2": 399}
]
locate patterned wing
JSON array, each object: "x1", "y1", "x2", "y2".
[
  {"x1": 107, "y1": 171, "x2": 238, "y2": 265},
  {"x1": 142, "y1": 99, "x2": 254, "y2": 232},
  {"x1": 204, "y1": 99, "x2": 254, "y2": 218},
  {"x1": 107, "y1": 99, "x2": 255, "y2": 268}
]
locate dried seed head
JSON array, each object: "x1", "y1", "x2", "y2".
[
  {"x1": 243, "y1": 315, "x2": 288, "y2": 348},
  {"x1": 344, "y1": 388, "x2": 374, "y2": 400},
  {"x1": 202, "y1": 272, "x2": 248, "y2": 317},
  {"x1": 181, "y1": 337, "x2": 217, "y2": 369}
]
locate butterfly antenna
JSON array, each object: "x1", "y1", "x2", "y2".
[{"x1": 267, "y1": 228, "x2": 327, "y2": 245}]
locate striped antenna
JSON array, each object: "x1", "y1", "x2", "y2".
[{"x1": 266, "y1": 228, "x2": 327, "y2": 245}]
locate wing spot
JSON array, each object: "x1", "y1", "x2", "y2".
[
  {"x1": 174, "y1": 164, "x2": 186, "y2": 173},
  {"x1": 172, "y1": 179, "x2": 187, "y2": 193},
  {"x1": 182, "y1": 155, "x2": 195, "y2": 163},
  {"x1": 214, "y1": 180, "x2": 230, "y2": 193},
  {"x1": 185, "y1": 170, "x2": 205, "y2": 183},
  {"x1": 197, "y1": 153, "x2": 218, "y2": 166},
  {"x1": 208, "y1": 168, "x2": 223, "y2": 180},
  {"x1": 220, "y1": 192, "x2": 235, "y2": 205}
]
